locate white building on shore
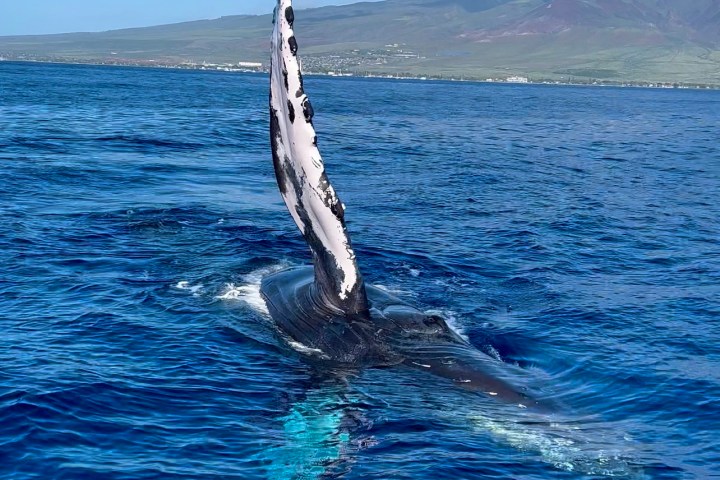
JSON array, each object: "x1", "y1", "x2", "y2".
[{"x1": 238, "y1": 61, "x2": 262, "y2": 69}]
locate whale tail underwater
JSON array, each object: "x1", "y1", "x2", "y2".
[{"x1": 261, "y1": 0, "x2": 541, "y2": 408}]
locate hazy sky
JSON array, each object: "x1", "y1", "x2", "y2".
[{"x1": 1, "y1": 0, "x2": 381, "y2": 36}]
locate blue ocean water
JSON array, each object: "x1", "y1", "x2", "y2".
[{"x1": 1, "y1": 60, "x2": 719, "y2": 479}]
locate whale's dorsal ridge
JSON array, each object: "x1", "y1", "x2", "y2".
[{"x1": 269, "y1": 0, "x2": 369, "y2": 315}]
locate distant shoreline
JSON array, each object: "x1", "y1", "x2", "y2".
[{"x1": 2, "y1": 57, "x2": 719, "y2": 91}]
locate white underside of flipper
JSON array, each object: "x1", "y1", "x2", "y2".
[{"x1": 269, "y1": 0, "x2": 368, "y2": 313}]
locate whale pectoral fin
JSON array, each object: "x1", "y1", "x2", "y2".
[
  {"x1": 254, "y1": 387, "x2": 351, "y2": 480},
  {"x1": 401, "y1": 343, "x2": 543, "y2": 408},
  {"x1": 270, "y1": 0, "x2": 368, "y2": 315}
]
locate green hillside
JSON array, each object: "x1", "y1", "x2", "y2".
[{"x1": 1, "y1": 0, "x2": 719, "y2": 85}]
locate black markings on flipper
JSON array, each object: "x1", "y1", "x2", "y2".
[
  {"x1": 269, "y1": 107, "x2": 288, "y2": 195},
  {"x1": 288, "y1": 36, "x2": 298, "y2": 56},
  {"x1": 282, "y1": 66, "x2": 289, "y2": 91},
  {"x1": 330, "y1": 200, "x2": 345, "y2": 220},
  {"x1": 285, "y1": 6, "x2": 295, "y2": 26},
  {"x1": 317, "y1": 175, "x2": 345, "y2": 219},
  {"x1": 287, "y1": 100, "x2": 295, "y2": 123},
  {"x1": 302, "y1": 98, "x2": 315, "y2": 122},
  {"x1": 268, "y1": 0, "x2": 370, "y2": 314}
]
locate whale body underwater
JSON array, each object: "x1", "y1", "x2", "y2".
[{"x1": 261, "y1": 0, "x2": 540, "y2": 408}]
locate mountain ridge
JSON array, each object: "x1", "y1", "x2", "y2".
[{"x1": 1, "y1": 0, "x2": 719, "y2": 84}]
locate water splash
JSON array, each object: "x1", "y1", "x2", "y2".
[
  {"x1": 215, "y1": 263, "x2": 290, "y2": 315},
  {"x1": 286, "y1": 340, "x2": 331, "y2": 361},
  {"x1": 425, "y1": 308, "x2": 468, "y2": 341},
  {"x1": 470, "y1": 413, "x2": 644, "y2": 478},
  {"x1": 174, "y1": 281, "x2": 204, "y2": 296},
  {"x1": 373, "y1": 284, "x2": 414, "y2": 297}
]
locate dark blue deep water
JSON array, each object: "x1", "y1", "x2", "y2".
[{"x1": 1, "y1": 61, "x2": 719, "y2": 479}]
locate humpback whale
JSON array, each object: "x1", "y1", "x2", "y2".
[{"x1": 262, "y1": 0, "x2": 540, "y2": 408}]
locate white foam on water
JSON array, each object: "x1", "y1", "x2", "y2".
[
  {"x1": 399, "y1": 263, "x2": 422, "y2": 278},
  {"x1": 287, "y1": 340, "x2": 330, "y2": 360},
  {"x1": 174, "y1": 281, "x2": 204, "y2": 296},
  {"x1": 470, "y1": 414, "x2": 641, "y2": 477},
  {"x1": 425, "y1": 309, "x2": 468, "y2": 341},
  {"x1": 486, "y1": 345, "x2": 503, "y2": 362},
  {"x1": 215, "y1": 263, "x2": 290, "y2": 316},
  {"x1": 373, "y1": 284, "x2": 414, "y2": 297},
  {"x1": 215, "y1": 263, "x2": 334, "y2": 361},
  {"x1": 216, "y1": 284, "x2": 243, "y2": 300}
]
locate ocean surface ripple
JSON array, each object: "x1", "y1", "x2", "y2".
[{"x1": 1, "y1": 62, "x2": 719, "y2": 479}]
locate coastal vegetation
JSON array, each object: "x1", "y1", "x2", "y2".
[{"x1": 1, "y1": 0, "x2": 719, "y2": 86}]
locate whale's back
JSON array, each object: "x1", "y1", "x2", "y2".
[
  {"x1": 261, "y1": 266, "x2": 539, "y2": 408},
  {"x1": 261, "y1": 266, "x2": 398, "y2": 366}
]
